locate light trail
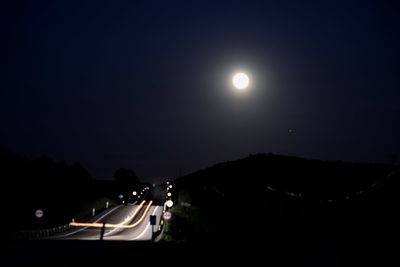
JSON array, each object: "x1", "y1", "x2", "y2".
[
  {"x1": 104, "y1": 201, "x2": 145, "y2": 236},
  {"x1": 69, "y1": 201, "x2": 153, "y2": 229},
  {"x1": 57, "y1": 204, "x2": 121, "y2": 238},
  {"x1": 130, "y1": 206, "x2": 161, "y2": 240}
]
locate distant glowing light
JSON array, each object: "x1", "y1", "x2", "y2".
[
  {"x1": 165, "y1": 200, "x2": 173, "y2": 208},
  {"x1": 232, "y1": 73, "x2": 249, "y2": 89},
  {"x1": 167, "y1": 192, "x2": 172, "y2": 197},
  {"x1": 132, "y1": 191, "x2": 137, "y2": 196}
]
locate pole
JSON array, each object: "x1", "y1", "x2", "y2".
[
  {"x1": 100, "y1": 222, "x2": 106, "y2": 240},
  {"x1": 150, "y1": 215, "x2": 156, "y2": 241}
]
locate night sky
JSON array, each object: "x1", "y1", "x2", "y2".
[{"x1": 1, "y1": 0, "x2": 399, "y2": 182}]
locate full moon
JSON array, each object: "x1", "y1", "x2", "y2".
[{"x1": 232, "y1": 73, "x2": 249, "y2": 90}]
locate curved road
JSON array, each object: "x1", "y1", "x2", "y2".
[{"x1": 53, "y1": 185, "x2": 166, "y2": 241}]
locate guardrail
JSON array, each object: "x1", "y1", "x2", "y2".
[{"x1": 15, "y1": 224, "x2": 72, "y2": 240}]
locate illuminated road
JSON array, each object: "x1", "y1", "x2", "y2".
[{"x1": 53, "y1": 185, "x2": 166, "y2": 241}]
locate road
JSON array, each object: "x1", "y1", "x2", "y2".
[{"x1": 53, "y1": 185, "x2": 166, "y2": 241}]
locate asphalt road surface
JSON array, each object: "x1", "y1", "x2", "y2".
[{"x1": 53, "y1": 185, "x2": 166, "y2": 241}]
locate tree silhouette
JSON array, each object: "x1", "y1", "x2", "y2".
[{"x1": 113, "y1": 168, "x2": 140, "y2": 193}]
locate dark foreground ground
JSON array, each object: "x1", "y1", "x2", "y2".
[{"x1": 2, "y1": 222, "x2": 399, "y2": 267}]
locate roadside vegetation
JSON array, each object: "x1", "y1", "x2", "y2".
[{"x1": 0, "y1": 148, "x2": 143, "y2": 238}]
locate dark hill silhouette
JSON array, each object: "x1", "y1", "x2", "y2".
[
  {"x1": 170, "y1": 154, "x2": 399, "y2": 243},
  {"x1": 178, "y1": 153, "x2": 394, "y2": 196}
]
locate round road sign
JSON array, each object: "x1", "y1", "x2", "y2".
[
  {"x1": 35, "y1": 209, "x2": 44, "y2": 218},
  {"x1": 162, "y1": 211, "x2": 172, "y2": 221}
]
